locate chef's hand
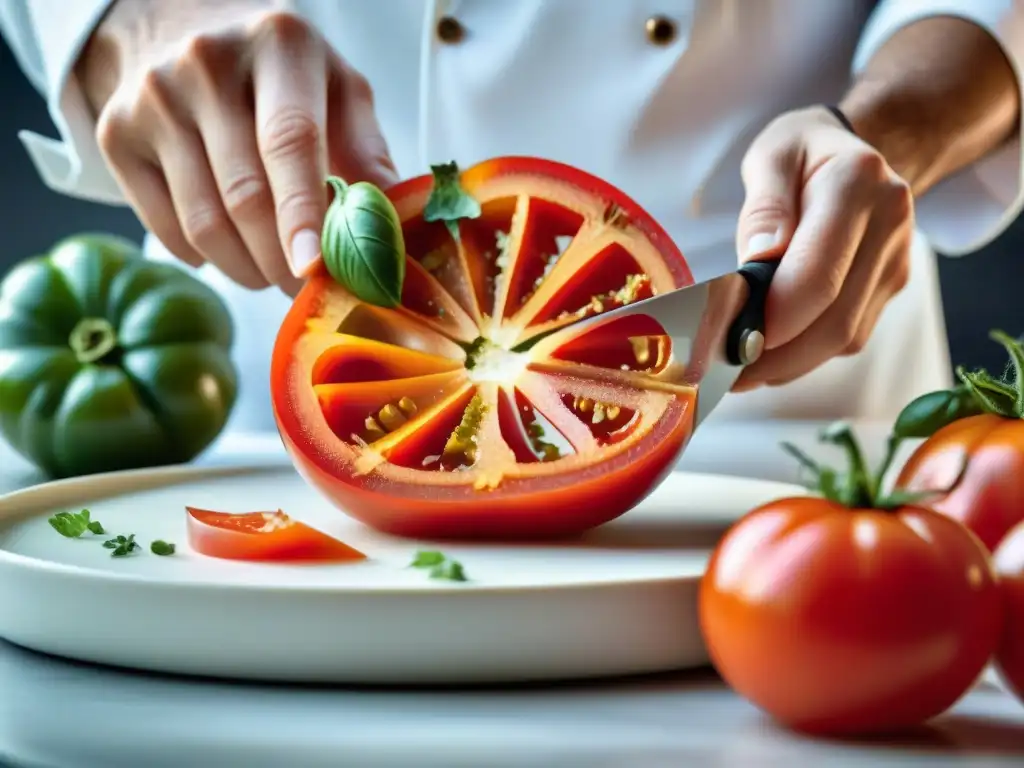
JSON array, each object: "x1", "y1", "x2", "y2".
[
  {"x1": 731, "y1": 106, "x2": 913, "y2": 391},
  {"x1": 76, "y1": 1, "x2": 398, "y2": 295}
]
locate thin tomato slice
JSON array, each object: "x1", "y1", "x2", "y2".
[
  {"x1": 185, "y1": 507, "x2": 367, "y2": 562},
  {"x1": 272, "y1": 157, "x2": 697, "y2": 539}
]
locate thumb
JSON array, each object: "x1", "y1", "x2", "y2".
[{"x1": 735, "y1": 144, "x2": 802, "y2": 264}]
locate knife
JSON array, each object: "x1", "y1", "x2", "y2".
[{"x1": 551, "y1": 256, "x2": 780, "y2": 427}]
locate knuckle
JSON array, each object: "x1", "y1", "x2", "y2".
[
  {"x1": 818, "y1": 263, "x2": 846, "y2": 305},
  {"x1": 135, "y1": 67, "x2": 184, "y2": 124},
  {"x1": 181, "y1": 34, "x2": 220, "y2": 67},
  {"x1": 345, "y1": 68, "x2": 374, "y2": 104},
  {"x1": 254, "y1": 10, "x2": 314, "y2": 45},
  {"x1": 889, "y1": 251, "x2": 912, "y2": 292},
  {"x1": 835, "y1": 313, "x2": 862, "y2": 351},
  {"x1": 181, "y1": 205, "x2": 229, "y2": 249},
  {"x1": 884, "y1": 177, "x2": 914, "y2": 220},
  {"x1": 844, "y1": 332, "x2": 868, "y2": 355},
  {"x1": 741, "y1": 197, "x2": 793, "y2": 225},
  {"x1": 848, "y1": 150, "x2": 888, "y2": 183},
  {"x1": 178, "y1": 34, "x2": 233, "y2": 83},
  {"x1": 139, "y1": 67, "x2": 174, "y2": 106},
  {"x1": 95, "y1": 103, "x2": 131, "y2": 157},
  {"x1": 221, "y1": 173, "x2": 272, "y2": 218},
  {"x1": 259, "y1": 109, "x2": 321, "y2": 161},
  {"x1": 741, "y1": 143, "x2": 800, "y2": 185},
  {"x1": 273, "y1": 186, "x2": 321, "y2": 227}
]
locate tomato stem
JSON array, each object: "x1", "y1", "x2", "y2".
[
  {"x1": 989, "y1": 329, "x2": 1024, "y2": 418},
  {"x1": 782, "y1": 422, "x2": 955, "y2": 511},
  {"x1": 69, "y1": 317, "x2": 118, "y2": 365},
  {"x1": 892, "y1": 329, "x2": 1024, "y2": 438},
  {"x1": 819, "y1": 422, "x2": 874, "y2": 508}
]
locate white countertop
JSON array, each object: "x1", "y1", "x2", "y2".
[{"x1": 1, "y1": 423, "x2": 1022, "y2": 768}]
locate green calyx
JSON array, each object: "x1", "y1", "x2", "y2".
[
  {"x1": 782, "y1": 421, "x2": 960, "y2": 511},
  {"x1": 69, "y1": 317, "x2": 118, "y2": 365},
  {"x1": 893, "y1": 329, "x2": 1024, "y2": 440},
  {"x1": 423, "y1": 161, "x2": 481, "y2": 242},
  {"x1": 320, "y1": 176, "x2": 406, "y2": 308}
]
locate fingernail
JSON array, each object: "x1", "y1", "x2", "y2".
[
  {"x1": 289, "y1": 229, "x2": 320, "y2": 277},
  {"x1": 745, "y1": 229, "x2": 782, "y2": 260}
]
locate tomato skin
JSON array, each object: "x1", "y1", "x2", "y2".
[
  {"x1": 185, "y1": 507, "x2": 366, "y2": 562},
  {"x1": 272, "y1": 156, "x2": 696, "y2": 540},
  {"x1": 280, "y1": 402, "x2": 688, "y2": 540},
  {"x1": 699, "y1": 496, "x2": 1003, "y2": 735},
  {"x1": 897, "y1": 414, "x2": 1024, "y2": 552},
  {"x1": 993, "y1": 521, "x2": 1024, "y2": 704}
]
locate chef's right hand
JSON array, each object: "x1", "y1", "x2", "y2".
[{"x1": 76, "y1": 1, "x2": 398, "y2": 295}]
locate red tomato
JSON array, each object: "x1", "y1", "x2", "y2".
[
  {"x1": 272, "y1": 157, "x2": 698, "y2": 540},
  {"x1": 700, "y1": 424, "x2": 1003, "y2": 735},
  {"x1": 993, "y1": 520, "x2": 1024, "y2": 704},
  {"x1": 897, "y1": 414, "x2": 1024, "y2": 552},
  {"x1": 895, "y1": 331, "x2": 1024, "y2": 553},
  {"x1": 185, "y1": 507, "x2": 367, "y2": 562}
]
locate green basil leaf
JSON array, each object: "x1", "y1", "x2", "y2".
[
  {"x1": 320, "y1": 177, "x2": 405, "y2": 307},
  {"x1": 423, "y1": 162, "x2": 481, "y2": 241}
]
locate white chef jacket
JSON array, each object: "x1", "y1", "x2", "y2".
[{"x1": 2, "y1": 0, "x2": 1023, "y2": 436}]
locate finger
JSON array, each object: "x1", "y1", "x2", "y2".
[
  {"x1": 181, "y1": 32, "x2": 304, "y2": 295},
  {"x1": 841, "y1": 241, "x2": 911, "y2": 357},
  {"x1": 736, "y1": 137, "x2": 802, "y2": 264},
  {"x1": 115, "y1": 160, "x2": 207, "y2": 270},
  {"x1": 195, "y1": 94, "x2": 303, "y2": 294},
  {"x1": 96, "y1": 110, "x2": 205, "y2": 269},
  {"x1": 158, "y1": 130, "x2": 270, "y2": 290},
  {"x1": 252, "y1": 13, "x2": 330, "y2": 279},
  {"x1": 734, "y1": 218, "x2": 908, "y2": 389},
  {"x1": 327, "y1": 57, "x2": 399, "y2": 189},
  {"x1": 760, "y1": 156, "x2": 877, "y2": 351}
]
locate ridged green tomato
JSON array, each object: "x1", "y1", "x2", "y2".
[{"x1": 0, "y1": 233, "x2": 238, "y2": 478}]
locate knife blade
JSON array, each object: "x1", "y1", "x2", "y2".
[{"x1": 548, "y1": 257, "x2": 780, "y2": 428}]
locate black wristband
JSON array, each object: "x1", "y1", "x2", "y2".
[{"x1": 824, "y1": 104, "x2": 856, "y2": 135}]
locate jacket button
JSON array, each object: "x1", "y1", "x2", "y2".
[
  {"x1": 645, "y1": 15, "x2": 677, "y2": 46},
  {"x1": 437, "y1": 16, "x2": 465, "y2": 44}
]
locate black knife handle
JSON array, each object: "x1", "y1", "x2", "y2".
[{"x1": 725, "y1": 259, "x2": 780, "y2": 366}]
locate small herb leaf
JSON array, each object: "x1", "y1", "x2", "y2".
[
  {"x1": 410, "y1": 550, "x2": 446, "y2": 568},
  {"x1": 430, "y1": 560, "x2": 468, "y2": 582},
  {"x1": 320, "y1": 176, "x2": 406, "y2": 308},
  {"x1": 150, "y1": 540, "x2": 176, "y2": 556},
  {"x1": 48, "y1": 509, "x2": 103, "y2": 539},
  {"x1": 423, "y1": 162, "x2": 481, "y2": 241},
  {"x1": 86, "y1": 521, "x2": 105, "y2": 535},
  {"x1": 409, "y1": 549, "x2": 469, "y2": 581},
  {"x1": 103, "y1": 534, "x2": 140, "y2": 558}
]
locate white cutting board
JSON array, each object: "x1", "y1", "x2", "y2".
[{"x1": 0, "y1": 460, "x2": 807, "y2": 684}]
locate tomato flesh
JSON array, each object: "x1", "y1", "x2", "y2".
[
  {"x1": 185, "y1": 507, "x2": 366, "y2": 562},
  {"x1": 272, "y1": 157, "x2": 697, "y2": 539},
  {"x1": 897, "y1": 415, "x2": 1024, "y2": 552},
  {"x1": 699, "y1": 497, "x2": 1003, "y2": 735},
  {"x1": 994, "y1": 521, "x2": 1024, "y2": 704}
]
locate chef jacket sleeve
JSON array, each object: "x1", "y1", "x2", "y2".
[
  {"x1": 0, "y1": 0, "x2": 125, "y2": 205},
  {"x1": 855, "y1": 0, "x2": 1024, "y2": 256}
]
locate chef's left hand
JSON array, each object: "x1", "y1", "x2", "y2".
[{"x1": 731, "y1": 106, "x2": 913, "y2": 392}]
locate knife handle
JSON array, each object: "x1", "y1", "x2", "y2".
[{"x1": 725, "y1": 259, "x2": 780, "y2": 366}]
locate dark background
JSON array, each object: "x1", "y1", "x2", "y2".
[{"x1": 0, "y1": 38, "x2": 1021, "y2": 375}]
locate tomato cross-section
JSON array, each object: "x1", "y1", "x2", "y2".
[{"x1": 272, "y1": 157, "x2": 698, "y2": 539}]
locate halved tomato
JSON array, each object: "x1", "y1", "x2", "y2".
[
  {"x1": 272, "y1": 157, "x2": 697, "y2": 539},
  {"x1": 185, "y1": 507, "x2": 367, "y2": 562}
]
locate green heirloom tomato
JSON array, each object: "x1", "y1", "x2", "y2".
[{"x1": 0, "y1": 233, "x2": 238, "y2": 478}]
